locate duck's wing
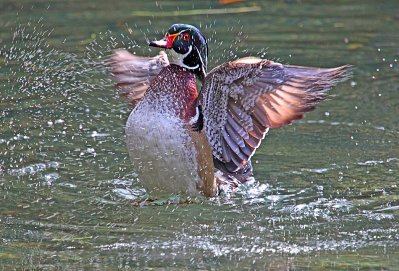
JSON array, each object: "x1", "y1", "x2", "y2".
[
  {"x1": 201, "y1": 57, "x2": 351, "y2": 172},
  {"x1": 109, "y1": 49, "x2": 169, "y2": 105}
]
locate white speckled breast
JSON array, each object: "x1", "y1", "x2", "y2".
[{"x1": 125, "y1": 102, "x2": 201, "y2": 197}]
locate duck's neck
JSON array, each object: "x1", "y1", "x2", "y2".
[{"x1": 145, "y1": 64, "x2": 198, "y2": 122}]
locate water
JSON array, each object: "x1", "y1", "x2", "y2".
[{"x1": 1, "y1": 1, "x2": 398, "y2": 270}]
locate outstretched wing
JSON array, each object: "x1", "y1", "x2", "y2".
[
  {"x1": 109, "y1": 49, "x2": 169, "y2": 105},
  {"x1": 201, "y1": 57, "x2": 351, "y2": 172}
]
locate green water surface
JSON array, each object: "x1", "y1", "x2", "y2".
[{"x1": 1, "y1": 0, "x2": 398, "y2": 270}]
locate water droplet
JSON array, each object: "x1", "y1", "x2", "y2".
[{"x1": 43, "y1": 172, "x2": 60, "y2": 185}]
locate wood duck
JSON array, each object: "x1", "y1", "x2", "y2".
[{"x1": 109, "y1": 24, "x2": 350, "y2": 198}]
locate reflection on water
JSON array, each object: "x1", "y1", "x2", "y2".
[{"x1": 1, "y1": 0, "x2": 399, "y2": 270}]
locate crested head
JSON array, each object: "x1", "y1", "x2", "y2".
[{"x1": 149, "y1": 24, "x2": 208, "y2": 81}]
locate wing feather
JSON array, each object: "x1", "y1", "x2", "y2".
[
  {"x1": 222, "y1": 129, "x2": 241, "y2": 157},
  {"x1": 226, "y1": 113, "x2": 249, "y2": 140},
  {"x1": 109, "y1": 49, "x2": 169, "y2": 105},
  {"x1": 202, "y1": 58, "x2": 351, "y2": 171},
  {"x1": 225, "y1": 123, "x2": 245, "y2": 148}
]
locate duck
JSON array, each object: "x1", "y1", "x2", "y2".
[{"x1": 109, "y1": 23, "x2": 350, "y2": 198}]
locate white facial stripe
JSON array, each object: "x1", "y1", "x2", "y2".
[
  {"x1": 168, "y1": 45, "x2": 199, "y2": 70},
  {"x1": 195, "y1": 47, "x2": 206, "y2": 71},
  {"x1": 176, "y1": 29, "x2": 190, "y2": 35}
]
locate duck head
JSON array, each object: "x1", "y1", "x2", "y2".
[{"x1": 149, "y1": 24, "x2": 208, "y2": 81}]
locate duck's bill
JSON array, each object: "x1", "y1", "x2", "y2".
[
  {"x1": 149, "y1": 33, "x2": 178, "y2": 49},
  {"x1": 149, "y1": 39, "x2": 169, "y2": 48}
]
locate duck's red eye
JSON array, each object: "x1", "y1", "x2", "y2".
[{"x1": 181, "y1": 33, "x2": 190, "y2": 42}]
